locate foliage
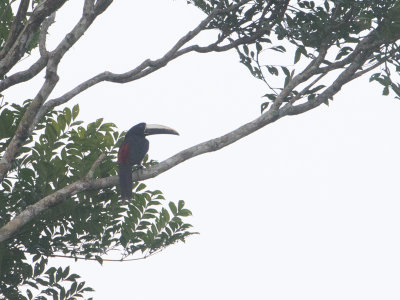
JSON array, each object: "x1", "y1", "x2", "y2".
[
  {"x1": 187, "y1": 0, "x2": 400, "y2": 111},
  {"x1": 0, "y1": 1, "x2": 13, "y2": 50},
  {"x1": 0, "y1": 101, "x2": 195, "y2": 299}
]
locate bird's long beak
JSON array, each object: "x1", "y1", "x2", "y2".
[{"x1": 144, "y1": 124, "x2": 179, "y2": 136}]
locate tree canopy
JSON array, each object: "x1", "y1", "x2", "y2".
[{"x1": 1, "y1": 0, "x2": 400, "y2": 299}]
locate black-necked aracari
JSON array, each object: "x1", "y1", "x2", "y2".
[{"x1": 118, "y1": 123, "x2": 179, "y2": 201}]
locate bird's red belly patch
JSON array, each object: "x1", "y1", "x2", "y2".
[{"x1": 118, "y1": 143, "x2": 130, "y2": 164}]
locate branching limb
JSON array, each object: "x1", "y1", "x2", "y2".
[
  {"x1": 39, "y1": 12, "x2": 55, "y2": 57},
  {"x1": 0, "y1": 0, "x2": 67, "y2": 77},
  {"x1": 0, "y1": 0, "x2": 112, "y2": 183},
  {"x1": 350, "y1": 59, "x2": 385, "y2": 80},
  {"x1": 0, "y1": 0, "x2": 30, "y2": 61},
  {"x1": 286, "y1": 49, "x2": 375, "y2": 116},
  {"x1": 266, "y1": 44, "x2": 329, "y2": 111},
  {"x1": 0, "y1": 56, "x2": 48, "y2": 93},
  {"x1": 288, "y1": 73, "x2": 327, "y2": 105},
  {"x1": 316, "y1": 29, "x2": 382, "y2": 74}
]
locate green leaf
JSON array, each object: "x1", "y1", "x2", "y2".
[
  {"x1": 270, "y1": 45, "x2": 286, "y2": 53},
  {"x1": 256, "y1": 42, "x2": 262, "y2": 53},
  {"x1": 243, "y1": 44, "x2": 249, "y2": 56},
  {"x1": 57, "y1": 115, "x2": 66, "y2": 132},
  {"x1": 136, "y1": 183, "x2": 146, "y2": 192},
  {"x1": 62, "y1": 266, "x2": 70, "y2": 278},
  {"x1": 261, "y1": 102, "x2": 270, "y2": 113},
  {"x1": 169, "y1": 202, "x2": 178, "y2": 215},
  {"x1": 294, "y1": 47, "x2": 302, "y2": 63},
  {"x1": 179, "y1": 209, "x2": 192, "y2": 217},
  {"x1": 66, "y1": 274, "x2": 81, "y2": 281},
  {"x1": 262, "y1": 93, "x2": 276, "y2": 101},
  {"x1": 178, "y1": 200, "x2": 185, "y2": 211},
  {"x1": 383, "y1": 86, "x2": 389, "y2": 95},
  {"x1": 70, "y1": 120, "x2": 84, "y2": 126},
  {"x1": 281, "y1": 66, "x2": 290, "y2": 77},
  {"x1": 266, "y1": 65, "x2": 279, "y2": 76},
  {"x1": 324, "y1": 0, "x2": 329, "y2": 11},
  {"x1": 69, "y1": 281, "x2": 77, "y2": 295},
  {"x1": 95, "y1": 256, "x2": 103, "y2": 265},
  {"x1": 72, "y1": 104, "x2": 80, "y2": 120},
  {"x1": 64, "y1": 107, "x2": 72, "y2": 125}
]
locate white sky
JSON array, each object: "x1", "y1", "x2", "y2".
[{"x1": 5, "y1": 1, "x2": 400, "y2": 299}]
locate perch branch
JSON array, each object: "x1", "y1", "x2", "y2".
[{"x1": 0, "y1": 46, "x2": 373, "y2": 243}]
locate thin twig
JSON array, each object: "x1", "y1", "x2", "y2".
[
  {"x1": 48, "y1": 249, "x2": 164, "y2": 262},
  {"x1": 86, "y1": 153, "x2": 106, "y2": 178}
]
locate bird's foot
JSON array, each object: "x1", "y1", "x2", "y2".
[{"x1": 133, "y1": 164, "x2": 144, "y2": 171}]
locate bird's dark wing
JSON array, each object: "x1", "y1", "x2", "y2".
[{"x1": 129, "y1": 137, "x2": 149, "y2": 165}]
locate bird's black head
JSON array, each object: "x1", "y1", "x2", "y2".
[
  {"x1": 126, "y1": 122, "x2": 147, "y2": 136},
  {"x1": 126, "y1": 123, "x2": 179, "y2": 137}
]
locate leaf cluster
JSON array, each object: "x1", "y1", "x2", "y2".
[
  {"x1": 189, "y1": 1, "x2": 400, "y2": 110},
  {"x1": 0, "y1": 101, "x2": 195, "y2": 299},
  {"x1": 0, "y1": 1, "x2": 13, "y2": 51}
]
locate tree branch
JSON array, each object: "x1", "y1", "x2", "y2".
[
  {"x1": 86, "y1": 153, "x2": 106, "y2": 179},
  {"x1": 0, "y1": 56, "x2": 48, "y2": 93},
  {"x1": 48, "y1": 248, "x2": 162, "y2": 262}
]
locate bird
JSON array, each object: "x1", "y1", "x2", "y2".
[{"x1": 117, "y1": 122, "x2": 179, "y2": 201}]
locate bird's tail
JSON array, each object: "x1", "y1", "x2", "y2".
[{"x1": 118, "y1": 164, "x2": 133, "y2": 201}]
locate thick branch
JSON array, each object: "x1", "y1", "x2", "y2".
[{"x1": 0, "y1": 56, "x2": 48, "y2": 93}]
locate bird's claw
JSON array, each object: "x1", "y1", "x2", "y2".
[{"x1": 133, "y1": 164, "x2": 144, "y2": 171}]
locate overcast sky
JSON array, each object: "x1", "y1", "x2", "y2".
[{"x1": 6, "y1": 1, "x2": 400, "y2": 299}]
